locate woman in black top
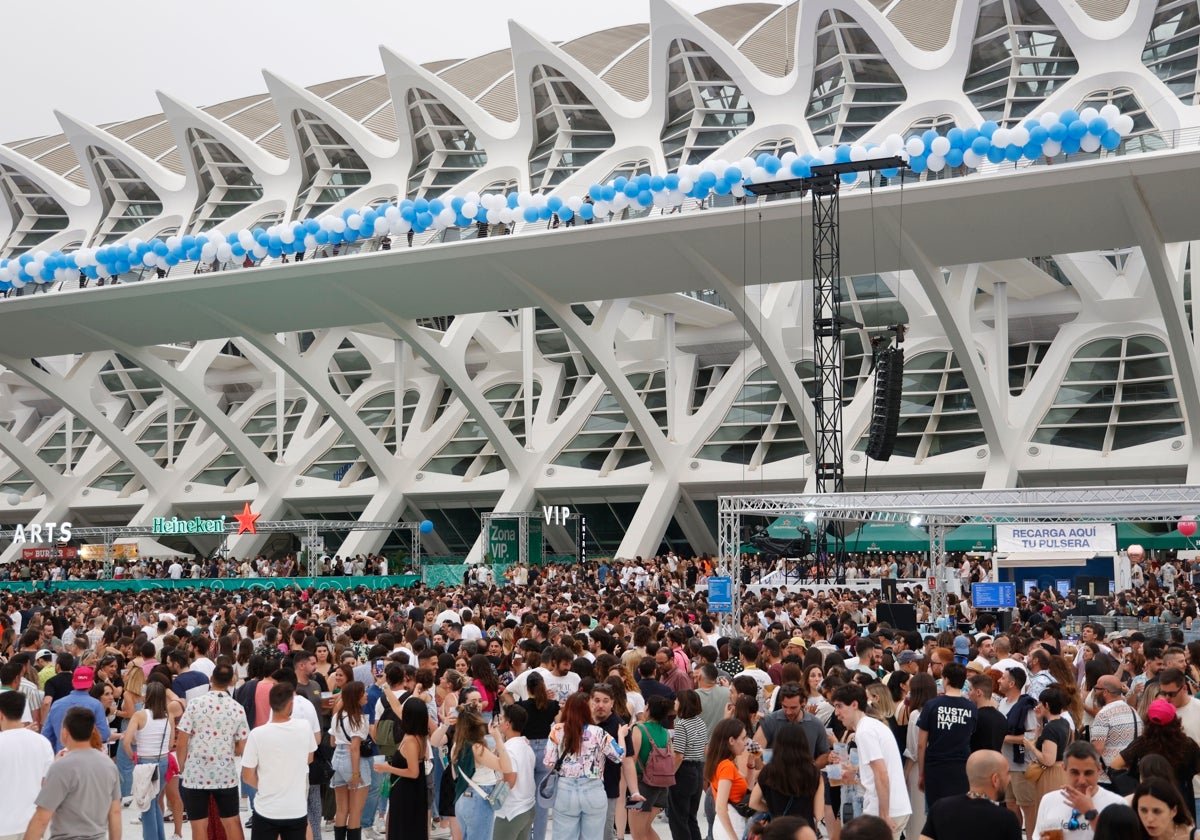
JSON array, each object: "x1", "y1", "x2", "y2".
[
  {"x1": 748, "y1": 724, "x2": 823, "y2": 828},
  {"x1": 517, "y1": 672, "x2": 560, "y2": 840},
  {"x1": 1024, "y1": 687, "x2": 1072, "y2": 805}
]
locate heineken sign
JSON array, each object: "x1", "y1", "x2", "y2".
[{"x1": 153, "y1": 515, "x2": 227, "y2": 535}]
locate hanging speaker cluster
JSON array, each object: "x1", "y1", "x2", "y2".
[{"x1": 866, "y1": 347, "x2": 904, "y2": 461}]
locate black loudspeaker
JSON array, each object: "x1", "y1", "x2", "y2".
[
  {"x1": 866, "y1": 347, "x2": 904, "y2": 461},
  {"x1": 881, "y1": 577, "x2": 898, "y2": 602},
  {"x1": 877, "y1": 602, "x2": 917, "y2": 631}
]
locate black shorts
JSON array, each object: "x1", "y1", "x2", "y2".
[{"x1": 180, "y1": 785, "x2": 240, "y2": 821}]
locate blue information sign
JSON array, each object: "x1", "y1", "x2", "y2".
[
  {"x1": 709, "y1": 576, "x2": 733, "y2": 613},
  {"x1": 972, "y1": 582, "x2": 1017, "y2": 609}
]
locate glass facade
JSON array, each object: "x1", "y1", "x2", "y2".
[
  {"x1": 1035, "y1": 335, "x2": 1185, "y2": 452},
  {"x1": 1143, "y1": 0, "x2": 1200, "y2": 106},
  {"x1": 185, "y1": 128, "x2": 264, "y2": 233},
  {"x1": 696, "y1": 366, "x2": 808, "y2": 466},
  {"x1": 964, "y1": 0, "x2": 1078, "y2": 126},
  {"x1": 85, "y1": 146, "x2": 164, "y2": 245},
  {"x1": 406, "y1": 89, "x2": 488, "y2": 199},
  {"x1": 661, "y1": 40, "x2": 754, "y2": 172},
  {"x1": 291, "y1": 110, "x2": 371, "y2": 219},
  {"x1": 807, "y1": 10, "x2": 907, "y2": 145},
  {"x1": 528, "y1": 65, "x2": 615, "y2": 192},
  {"x1": 0, "y1": 165, "x2": 69, "y2": 257}
]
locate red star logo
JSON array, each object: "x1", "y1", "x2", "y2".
[{"x1": 234, "y1": 503, "x2": 260, "y2": 535}]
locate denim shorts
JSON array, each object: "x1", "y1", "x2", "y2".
[{"x1": 332, "y1": 746, "x2": 372, "y2": 789}]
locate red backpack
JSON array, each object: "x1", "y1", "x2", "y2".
[{"x1": 637, "y1": 723, "x2": 676, "y2": 787}]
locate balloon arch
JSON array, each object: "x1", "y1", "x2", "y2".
[{"x1": 0, "y1": 106, "x2": 1138, "y2": 290}]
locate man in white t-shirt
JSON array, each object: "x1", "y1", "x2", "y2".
[
  {"x1": 242, "y1": 683, "x2": 315, "y2": 840},
  {"x1": 0, "y1": 689, "x2": 54, "y2": 839},
  {"x1": 1031, "y1": 742, "x2": 1125, "y2": 840},
  {"x1": 494, "y1": 704, "x2": 536, "y2": 840},
  {"x1": 168, "y1": 561, "x2": 184, "y2": 580},
  {"x1": 503, "y1": 647, "x2": 580, "y2": 704},
  {"x1": 833, "y1": 683, "x2": 911, "y2": 840}
]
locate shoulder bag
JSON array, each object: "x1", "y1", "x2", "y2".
[
  {"x1": 537, "y1": 737, "x2": 567, "y2": 809},
  {"x1": 339, "y1": 713, "x2": 377, "y2": 757}
]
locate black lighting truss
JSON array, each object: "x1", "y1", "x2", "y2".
[{"x1": 746, "y1": 157, "x2": 907, "y2": 582}]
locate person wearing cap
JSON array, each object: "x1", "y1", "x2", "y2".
[
  {"x1": 35, "y1": 649, "x2": 56, "y2": 689},
  {"x1": 1089, "y1": 676, "x2": 1139, "y2": 789},
  {"x1": 1108, "y1": 697, "x2": 1200, "y2": 817},
  {"x1": 895, "y1": 650, "x2": 922, "y2": 676},
  {"x1": 41, "y1": 664, "x2": 111, "y2": 753}
]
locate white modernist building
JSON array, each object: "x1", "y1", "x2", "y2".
[{"x1": 0, "y1": 0, "x2": 1199, "y2": 562}]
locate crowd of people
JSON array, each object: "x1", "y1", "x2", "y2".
[{"x1": 1, "y1": 552, "x2": 1200, "y2": 840}]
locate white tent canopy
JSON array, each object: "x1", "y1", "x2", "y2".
[{"x1": 113, "y1": 537, "x2": 193, "y2": 559}]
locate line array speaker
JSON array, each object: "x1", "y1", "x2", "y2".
[{"x1": 866, "y1": 347, "x2": 904, "y2": 461}]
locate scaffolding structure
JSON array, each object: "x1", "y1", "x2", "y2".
[{"x1": 717, "y1": 485, "x2": 1200, "y2": 628}]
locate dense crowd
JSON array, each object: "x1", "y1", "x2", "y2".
[{"x1": 2, "y1": 553, "x2": 1200, "y2": 840}]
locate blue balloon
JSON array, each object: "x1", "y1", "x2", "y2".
[
  {"x1": 623, "y1": 181, "x2": 640, "y2": 198},
  {"x1": 613, "y1": 176, "x2": 628, "y2": 191},
  {"x1": 840, "y1": 171, "x2": 857, "y2": 185},
  {"x1": 153, "y1": 240, "x2": 169, "y2": 256},
  {"x1": 922, "y1": 129, "x2": 939, "y2": 147},
  {"x1": 305, "y1": 219, "x2": 320, "y2": 233},
  {"x1": 971, "y1": 136, "x2": 991, "y2": 155},
  {"x1": 1029, "y1": 125, "x2": 1049, "y2": 145},
  {"x1": 1067, "y1": 119, "x2": 1088, "y2": 140},
  {"x1": 1088, "y1": 117, "x2": 1108, "y2": 136},
  {"x1": 588, "y1": 184, "x2": 604, "y2": 201},
  {"x1": 474, "y1": 207, "x2": 489, "y2": 222},
  {"x1": 908, "y1": 155, "x2": 927, "y2": 174},
  {"x1": 1048, "y1": 123, "x2": 1068, "y2": 142},
  {"x1": 697, "y1": 171, "x2": 717, "y2": 190},
  {"x1": 232, "y1": 243, "x2": 247, "y2": 256},
  {"x1": 713, "y1": 179, "x2": 732, "y2": 196},
  {"x1": 636, "y1": 174, "x2": 651, "y2": 190},
  {"x1": 416, "y1": 211, "x2": 434, "y2": 228},
  {"x1": 649, "y1": 175, "x2": 665, "y2": 192},
  {"x1": 506, "y1": 193, "x2": 520, "y2": 209},
  {"x1": 1059, "y1": 109, "x2": 1080, "y2": 126},
  {"x1": 1061, "y1": 135, "x2": 1081, "y2": 155},
  {"x1": 947, "y1": 127, "x2": 965, "y2": 149},
  {"x1": 664, "y1": 173, "x2": 680, "y2": 191},
  {"x1": 636, "y1": 189, "x2": 653, "y2": 207},
  {"x1": 414, "y1": 198, "x2": 429, "y2": 214},
  {"x1": 1100, "y1": 129, "x2": 1122, "y2": 151},
  {"x1": 547, "y1": 196, "x2": 563, "y2": 212},
  {"x1": 756, "y1": 153, "x2": 772, "y2": 168},
  {"x1": 579, "y1": 203, "x2": 595, "y2": 221},
  {"x1": 764, "y1": 156, "x2": 782, "y2": 174},
  {"x1": 945, "y1": 148, "x2": 964, "y2": 168},
  {"x1": 311, "y1": 231, "x2": 327, "y2": 246},
  {"x1": 17, "y1": 253, "x2": 32, "y2": 266},
  {"x1": 427, "y1": 199, "x2": 444, "y2": 216},
  {"x1": 962, "y1": 127, "x2": 980, "y2": 147},
  {"x1": 979, "y1": 120, "x2": 999, "y2": 138},
  {"x1": 419, "y1": 519, "x2": 434, "y2": 534},
  {"x1": 559, "y1": 207, "x2": 573, "y2": 222},
  {"x1": 401, "y1": 206, "x2": 416, "y2": 222},
  {"x1": 523, "y1": 207, "x2": 539, "y2": 223},
  {"x1": 986, "y1": 146, "x2": 1006, "y2": 164},
  {"x1": 789, "y1": 159, "x2": 812, "y2": 178},
  {"x1": 1004, "y1": 144, "x2": 1022, "y2": 162},
  {"x1": 601, "y1": 185, "x2": 616, "y2": 202},
  {"x1": 1022, "y1": 142, "x2": 1043, "y2": 160},
  {"x1": 724, "y1": 166, "x2": 742, "y2": 183},
  {"x1": 341, "y1": 207, "x2": 356, "y2": 220}
]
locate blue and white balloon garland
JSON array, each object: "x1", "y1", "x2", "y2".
[{"x1": 0, "y1": 106, "x2": 1135, "y2": 292}]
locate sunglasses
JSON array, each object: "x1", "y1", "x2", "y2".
[{"x1": 1161, "y1": 687, "x2": 1184, "y2": 698}]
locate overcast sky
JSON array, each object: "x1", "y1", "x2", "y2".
[{"x1": 3, "y1": 1, "x2": 738, "y2": 143}]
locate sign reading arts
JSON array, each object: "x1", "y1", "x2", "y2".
[
  {"x1": 13, "y1": 522, "x2": 72, "y2": 543},
  {"x1": 996, "y1": 522, "x2": 1116, "y2": 553}
]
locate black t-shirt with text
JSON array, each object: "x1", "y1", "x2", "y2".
[{"x1": 916, "y1": 695, "x2": 977, "y2": 766}]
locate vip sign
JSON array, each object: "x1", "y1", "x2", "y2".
[
  {"x1": 13, "y1": 522, "x2": 72, "y2": 543},
  {"x1": 543, "y1": 506, "x2": 572, "y2": 525}
]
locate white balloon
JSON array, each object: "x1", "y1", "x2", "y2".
[
  {"x1": 384, "y1": 205, "x2": 400, "y2": 220},
  {"x1": 1099, "y1": 104, "x2": 1121, "y2": 123},
  {"x1": 930, "y1": 136, "x2": 951, "y2": 156},
  {"x1": 1042, "y1": 139, "x2": 1062, "y2": 157},
  {"x1": 374, "y1": 217, "x2": 389, "y2": 236},
  {"x1": 395, "y1": 218, "x2": 412, "y2": 234},
  {"x1": 1080, "y1": 107, "x2": 1100, "y2": 124},
  {"x1": 464, "y1": 192, "x2": 480, "y2": 206},
  {"x1": 143, "y1": 252, "x2": 157, "y2": 267},
  {"x1": 279, "y1": 228, "x2": 295, "y2": 244},
  {"x1": 346, "y1": 214, "x2": 362, "y2": 231},
  {"x1": 849, "y1": 144, "x2": 867, "y2": 162},
  {"x1": 992, "y1": 128, "x2": 1011, "y2": 147},
  {"x1": 1010, "y1": 126, "x2": 1030, "y2": 147},
  {"x1": 331, "y1": 218, "x2": 347, "y2": 234},
  {"x1": 11, "y1": 278, "x2": 24, "y2": 288},
  {"x1": 780, "y1": 151, "x2": 798, "y2": 165},
  {"x1": 518, "y1": 191, "x2": 534, "y2": 208},
  {"x1": 730, "y1": 183, "x2": 746, "y2": 197},
  {"x1": 33, "y1": 250, "x2": 48, "y2": 261},
  {"x1": 927, "y1": 154, "x2": 946, "y2": 172},
  {"x1": 738, "y1": 158, "x2": 755, "y2": 177},
  {"x1": 201, "y1": 242, "x2": 217, "y2": 260},
  {"x1": 905, "y1": 137, "x2": 924, "y2": 157},
  {"x1": 566, "y1": 196, "x2": 582, "y2": 212},
  {"x1": 885, "y1": 133, "x2": 905, "y2": 154},
  {"x1": 1080, "y1": 134, "x2": 1101, "y2": 153},
  {"x1": 217, "y1": 244, "x2": 233, "y2": 261},
  {"x1": 751, "y1": 166, "x2": 769, "y2": 183},
  {"x1": 1115, "y1": 115, "x2": 1135, "y2": 135},
  {"x1": 167, "y1": 235, "x2": 182, "y2": 249},
  {"x1": 302, "y1": 235, "x2": 317, "y2": 250},
  {"x1": 818, "y1": 146, "x2": 837, "y2": 164},
  {"x1": 462, "y1": 201, "x2": 478, "y2": 219},
  {"x1": 438, "y1": 209, "x2": 456, "y2": 226},
  {"x1": 1039, "y1": 111, "x2": 1059, "y2": 129},
  {"x1": 252, "y1": 245, "x2": 267, "y2": 259},
  {"x1": 962, "y1": 150, "x2": 982, "y2": 169},
  {"x1": 868, "y1": 145, "x2": 888, "y2": 160}
]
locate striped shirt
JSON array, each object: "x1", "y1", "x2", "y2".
[{"x1": 673, "y1": 714, "x2": 708, "y2": 762}]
